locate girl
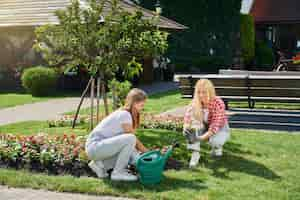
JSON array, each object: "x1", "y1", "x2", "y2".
[
  {"x1": 85, "y1": 88, "x2": 149, "y2": 181},
  {"x1": 183, "y1": 79, "x2": 230, "y2": 168}
]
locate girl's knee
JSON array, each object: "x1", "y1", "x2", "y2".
[
  {"x1": 123, "y1": 134, "x2": 136, "y2": 144},
  {"x1": 209, "y1": 138, "x2": 222, "y2": 148}
]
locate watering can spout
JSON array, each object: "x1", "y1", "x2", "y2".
[
  {"x1": 162, "y1": 148, "x2": 172, "y2": 161},
  {"x1": 162, "y1": 141, "x2": 180, "y2": 162}
]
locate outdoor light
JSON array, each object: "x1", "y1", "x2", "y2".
[
  {"x1": 209, "y1": 48, "x2": 214, "y2": 56},
  {"x1": 155, "y1": 0, "x2": 162, "y2": 15},
  {"x1": 98, "y1": 15, "x2": 105, "y2": 24}
]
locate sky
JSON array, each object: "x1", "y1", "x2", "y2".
[{"x1": 240, "y1": 0, "x2": 254, "y2": 14}]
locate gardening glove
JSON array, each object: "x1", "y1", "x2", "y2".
[{"x1": 183, "y1": 128, "x2": 197, "y2": 144}]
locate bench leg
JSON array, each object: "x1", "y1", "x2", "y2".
[
  {"x1": 248, "y1": 100, "x2": 255, "y2": 109},
  {"x1": 224, "y1": 100, "x2": 229, "y2": 110}
]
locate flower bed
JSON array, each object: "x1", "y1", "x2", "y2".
[
  {"x1": 0, "y1": 133, "x2": 95, "y2": 177},
  {"x1": 47, "y1": 115, "x2": 91, "y2": 128},
  {"x1": 48, "y1": 114, "x2": 184, "y2": 132},
  {"x1": 141, "y1": 114, "x2": 184, "y2": 132},
  {"x1": 0, "y1": 114, "x2": 186, "y2": 176}
]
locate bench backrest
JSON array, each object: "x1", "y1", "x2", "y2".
[
  {"x1": 219, "y1": 69, "x2": 300, "y2": 76},
  {"x1": 178, "y1": 75, "x2": 300, "y2": 98}
]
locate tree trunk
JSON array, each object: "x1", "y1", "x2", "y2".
[
  {"x1": 112, "y1": 83, "x2": 117, "y2": 111},
  {"x1": 102, "y1": 83, "x2": 109, "y2": 116},
  {"x1": 90, "y1": 78, "x2": 95, "y2": 130},
  {"x1": 96, "y1": 77, "x2": 101, "y2": 122},
  {"x1": 72, "y1": 77, "x2": 92, "y2": 129}
]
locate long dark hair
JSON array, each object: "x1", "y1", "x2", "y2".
[{"x1": 123, "y1": 88, "x2": 147, "y2": 129}]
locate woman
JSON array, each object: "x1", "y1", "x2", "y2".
[
  {"x1": 183, "y1": 79, "x2": 230, "y2": 168},
  {"x1": 85, "y1": 88, "x2": 149, "y2": 181}
]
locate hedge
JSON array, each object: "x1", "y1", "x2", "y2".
[
  {"x1": 240, "y1": 14, "x2": 255, "y2": 64},
  {"x1": 139, "y1": 0, "x2": 242, "y2": 70}
]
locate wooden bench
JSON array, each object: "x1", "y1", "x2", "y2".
[
  {"x1": 219, "y1": 69, "x2": 300, "y2": 76},
  {"x1": 177, "y1": 74, "x2": 300, "y2": 109}
]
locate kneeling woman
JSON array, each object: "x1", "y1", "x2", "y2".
[
  {"x1": 184, "y1": 79, "x2": 230, "y2": 168},
  {"x1": 85, "y1": 88, "x2": 149, "y2": 181}
]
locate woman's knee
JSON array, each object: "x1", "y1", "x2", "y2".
[
  {"x1": 123, "y1": 134, "x2": 136, "y2": 145},
  {"x1": 209, "y1": 137, "x2": 226, "y2": 148}
]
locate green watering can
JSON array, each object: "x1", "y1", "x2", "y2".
[{"x1": 136, "y1": 141, "x2": 179, "y2": 185}]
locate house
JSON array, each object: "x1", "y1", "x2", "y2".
[
  {"x1": 0, "y1": 0, "x2": 187, "y2": 89},
  {"x1": 242, "y1": 0, "x2": 300, "y2": 58}
]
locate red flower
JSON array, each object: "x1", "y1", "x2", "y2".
[
  {"x1": 73, "y1": 147, "x2": 80, "y2": 156},
  {"x1": 70, "y1": 134, "x2": 76, "y2": 140},
  {"x1": 31, "y1": 138, "x2": 37, "y2": 145}
]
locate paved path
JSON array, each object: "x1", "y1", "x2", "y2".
[
  {"x1": 160, "y1": 106, "x2": 300, "y2": 132},
  {"x1": 0, "y1": 97, "x2": 91, "y2": 126},
  {"x1": 0, "y1": 185, "x2": 135, "y2": 200},
  {"x1": 0, "y1": 81, "x2": 177, "y2": 126}
]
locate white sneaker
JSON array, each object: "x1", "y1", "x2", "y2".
[
  {"x1": 189, "y1": 151, "x2": 200, "y2": 168},
  {"x1": 211, "y1": 147, "x2": 223, "y2": 157},
  {"x1": 111, "y1": 170, "x2": 138, "y2": 181},
  {"x1": 88, "y1": 161, "x2": 109, "y2": 178}
]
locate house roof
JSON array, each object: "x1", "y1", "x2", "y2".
[
  {"x1": 250, "y1": 0, "x2": 300, "y2": 24},
  {"x1": 0, "y1": 0, "x2": 187, "y2": 30}
]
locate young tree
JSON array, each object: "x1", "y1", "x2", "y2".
[{"x1": 34, "y1": 0, "x2": 168, "y2": 128}]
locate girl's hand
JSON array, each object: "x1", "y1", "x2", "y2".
[
  {"x1": 136, "y1": 138, "x2": 148, "y2": 153},
  {"x1": 199, "y1": 132, "x2": 211, "y2": 141}
]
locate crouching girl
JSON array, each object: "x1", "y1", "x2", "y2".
[
  {"x1": 85, "y1": 88, "x2": 149, "y2": 181},
  {"x1": 183, "y1": 79, "x2": 230, "y2": 168}
]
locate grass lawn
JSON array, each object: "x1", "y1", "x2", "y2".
[
  {"x1": 67, "y1": 90, "x2": 190, "y2": 115},
  {"x1": 68, "y1": 90, "x2": 300, "y2": 116},
  {"x1": 0, "y1": 121, "x2": 87, "y2": 136},
  {"x1": 229, "y1": 102, "x2": 300, "y2": 110},
  {"x1": 0, "y1": 120, "x2": 299, "y2": 200},
  {"x1": 0, "y1": 93, "x2": 51, "y2": 109},
  {"x1": 1, "y1": 90, "x2": 300, "y2": 199},
  {"x1": 0, "y1": 90, "x2": 80, "y2": 109},
  {"x1": 2, "y1": 88, "x2": 299, "y2": 112}
]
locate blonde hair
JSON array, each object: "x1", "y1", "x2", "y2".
[
  {"x1": 192, "y1": 79, "x2": 216, "y2": 121},
  {"x1": 123, "y1": 88, "x2": 147, "y2": 129}
]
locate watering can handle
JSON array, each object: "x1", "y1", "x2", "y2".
[{"x1": 136, "y1": 150, "x2": 161, "y2": 166}]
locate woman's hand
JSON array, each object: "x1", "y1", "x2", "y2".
[
  {"x1": 136, "y1": 138, "x2": 149, "y2": 153},
  {"x1": 199, "y1": 131, "x2": 213, "y2": 141}
]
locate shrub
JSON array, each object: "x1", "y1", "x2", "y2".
[
  {"x1": 174, "y1": 64, "x2": 188, "y2": 73},
  {"x1": 192, "y1": 56, "x2": 225, "y2": 73},
  {"x1": 108, "y1": 79, "x2": 132, "y2": 108},
  {"x1": 255, "y1": 41, "x2": 275, "y2": 70},
  {"x1": 21, "y1": 66, "x2": 59, "y2": 96},
  {"x1": 240, "y1": 14, "x2": 255, "y2": 64}
]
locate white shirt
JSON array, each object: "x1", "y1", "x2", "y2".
[{"x1": 86, "y1": 110, "x2": 132, "y2": 144}]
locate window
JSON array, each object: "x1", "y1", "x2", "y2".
[
  {"x1": 297, "y1": 40, "x2": 300, "y2": 48},
  {"x1": 265, "y1": 26, "x2": 277, "y2": 44}
]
